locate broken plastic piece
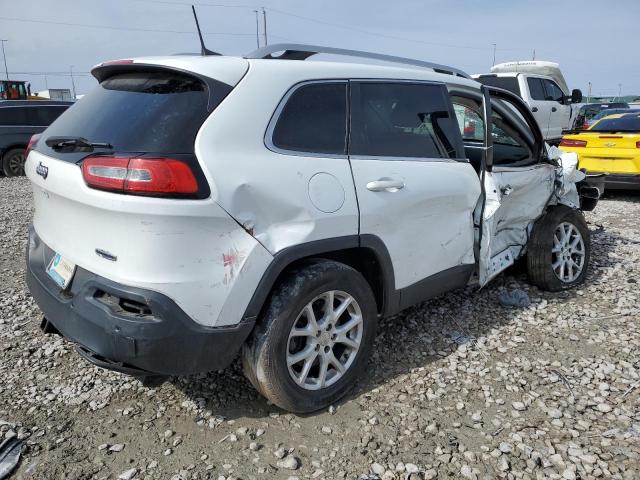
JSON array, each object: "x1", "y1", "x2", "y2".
[
  {"x1": 0, "y1": 437, "x2": 22, "y2": 480},
  {"x1": 498, "y1": 288, "x2": 531, "y2": 308}
]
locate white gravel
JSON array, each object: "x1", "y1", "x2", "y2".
[{"x1": 1, "y1": 176, "x2": 639, "y2": 479}]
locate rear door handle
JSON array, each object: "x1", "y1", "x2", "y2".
[
  {"x1": 366, "y1": 179, "x2": 405, "y2": 192},
  {"x1": 531, "y1": 107, "x2": 539, "y2": 112},
  {"x1": 551, "y1": 107, "x2": 557, "y2": 112}
]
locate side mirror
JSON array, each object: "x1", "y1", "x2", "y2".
[{"x1": 571, "y1": 89, "x2": 583, "y2": 104}]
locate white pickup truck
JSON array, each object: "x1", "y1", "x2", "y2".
[{"x1": 474, "y1": 61, "x2": 583, "y2": 145}]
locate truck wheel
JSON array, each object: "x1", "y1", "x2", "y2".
[
  {"x1": 2, "y1": 148, "x2": 26, "y2": 177},
  {"x1": 242, "y1": 260, "x2": 377, "y2": 413},
  {"x1": 526, "y1": 205, "x2": 590, "y2": 291}
]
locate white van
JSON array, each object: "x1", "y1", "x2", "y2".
[{"x1": 474, "y1": 61, "x2": 583, "y2": 144}]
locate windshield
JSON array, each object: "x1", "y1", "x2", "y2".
[{"x1": 591, "y1": 114, "x2": 640, "y2": 132}]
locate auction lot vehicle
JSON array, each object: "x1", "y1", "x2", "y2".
[
  {"x1": 561, "y1": 112, "x2": 640, "y2": 190},
  {"x1": 573, "y1": 102, "x2": 630, "y2": 130},
  {"x1": 474, "y1": 61, "x2": 583, "y2": 145},
  {"x1": 0, "y1": 100, "x2": 72, "y2": 176},
  {"x1": 25, "y1": 45, "x2": 597, "y2": 412}
]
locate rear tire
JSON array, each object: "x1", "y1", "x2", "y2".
[
  {"x1": 242, "y1": 260, "x2": 377, "y2": 413},
  {"x1": 2, "y1": 148, "x2": 26, "y2": 177},
  {"x1": 526, "y1": 206, "x2": 590, "y2": 291}
]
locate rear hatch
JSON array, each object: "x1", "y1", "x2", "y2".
[{"x1": 24, "y1": 58, "x2": 268, "y2": 327}]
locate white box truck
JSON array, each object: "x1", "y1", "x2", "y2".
[{"x1": 473, "y1": 61, "x2": 582, "y2": 145}]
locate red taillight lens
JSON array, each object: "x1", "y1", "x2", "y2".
[
  {"x1": 636, "y1": 141, "x2": 640, "y2": 149},
  {"x1": 82, "y1": 156, "x2": 198, "y2": 196},
  {"x1": 25, "y1": 133, "x2": 41, "y2": 158},
  {"x1": 560, "y1": 139, "x2": 587, "y2": 148},
  {"x1": 125, "y1": 158, "x2": 198, "y2": 194}
]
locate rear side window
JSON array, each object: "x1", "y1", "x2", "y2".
[
  {"x1": 38, "y1": 71, "x2": 229, "y2": 160},
  {"x1": 0, "y1": 107, "x2": 28, "y2": 125},
  {"x1": 350, "y1": 82, "x2": 461, "y2": 159},
  {"x1": 29, "y1": 106, "x2": 68, "y2": 126},
  {"x1": 527, "y1": 78, "x2": 546, "y2": 101},
  {"x1": 271, "y1": 82, "x2": 347, "y2": 155},
  {"x1": 476, "y1": 76, "x2": 521, "y2": 97}
]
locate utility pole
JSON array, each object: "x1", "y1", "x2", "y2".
[
  {"x1": 491, "y1": 43, "x2": 496, "y2": 66},
  {"x1": 253, "y1": 10, "x2": 260, "y2": 48},
  {"x1": 262, "y1": 7, "x2": 268, "y2": 46},
  {"x1": 618, "y1": 83, "x2": 622, "y2": 101},
  {"x1": 532, "y1": 48, "x2": 536, "y2": 61},
  {"x1": 69, "y1": 65, "x2": 77, "y2": 100},
  {"x1": 587, "y1": 81, "x2": 592, "y2": 104},
  {"x1": 0, "y1": 40, "x2": 9, "y2": 80}
]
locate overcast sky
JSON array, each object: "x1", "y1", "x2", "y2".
[{"x1": 2, "y1": 0, "x2": 639, "y2": 97}]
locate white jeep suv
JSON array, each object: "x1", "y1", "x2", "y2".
[{"x1": 25, "y1": 44, "x2": 596, "y2": 412}]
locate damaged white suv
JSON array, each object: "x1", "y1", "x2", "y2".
[{"x1": 24, "y1": 44, "x2": 597, "y2": 413}]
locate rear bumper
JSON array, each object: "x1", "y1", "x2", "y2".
[
  {"x1": 598, "y1": 173, "x2": 640, "y2": 190},
  {"x1": 26, "y1": 226, "x2": 254, "y2": 376}
]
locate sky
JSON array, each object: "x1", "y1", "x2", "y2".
[{"x1": 1, "y1": 0, "x2": 639, "y2": 97}]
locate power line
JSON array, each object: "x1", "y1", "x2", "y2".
[
  {"x1": 133, "y1": 0, "x2": 523, "y2": 52},
  {"x1": 0, "y1": 15, "x2": 255, "y2": 36}
]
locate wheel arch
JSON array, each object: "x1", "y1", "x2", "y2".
[
  {"x1": 242, "y1": 235, "x2": 397, "y2": 324},
  {"x1": 2, "y1": 144, "x2": 28, "y2": 159}
]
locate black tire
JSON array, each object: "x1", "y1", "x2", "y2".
[
  {"x1": 2, "y1": 148, "x2": 26, "y2": 177},
  {"x1": 242, "y1": 259, "x2": 377, "y2": 413},
  {"x1": 526, "y1": 205, "x2": 590, "y2": 291}
]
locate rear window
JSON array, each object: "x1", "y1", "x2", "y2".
[
  {"x1": 591, "y1": 114, "x2": 640, "y2": 132},
  {"x1": 476, "y1": 76, "x2": 521, "y2": 97},
  {"x1": 37, "y1": 71, "x2": 230, "y2": 160}
]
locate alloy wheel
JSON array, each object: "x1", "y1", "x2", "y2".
[
  {"x1": 551, "y1": 221, "x2": 586, "y2": 283},
  {"x1": 286, "y1": 290, "x2": 363, "y2": 390}
]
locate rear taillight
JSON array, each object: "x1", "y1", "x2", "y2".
[
  {"x1": 25, "y1": 134, "x2": 41, "y2": 158},
  {"x1": 636, "y1": 141, "x2": 640, "y2": 149},
  {"x1": 82, "y1": 156, "x2": 198, "y2": 196},
  {"x1": 560, "y1": 139, "x2": 587, "y2": 148}
]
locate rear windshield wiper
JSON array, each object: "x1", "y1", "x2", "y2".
[{"x1": 45, "y1": 136, "x2": 113, "y2": 153}]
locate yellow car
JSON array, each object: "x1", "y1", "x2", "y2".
[{"x1": 560, "y1": 112, "x2": 640, "y2": 190}]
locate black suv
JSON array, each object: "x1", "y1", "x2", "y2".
[{"x1": 0, "y1": 100, "x2": 72, "y2": 176}]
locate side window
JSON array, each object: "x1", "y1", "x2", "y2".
[
  {"x1": 271, "y1": 82, "x2": 347, "y2": 155},
  {"x1": 527, "y1": 78, "x2": 546, "y2": 101},
  {"x1": 491, "y1": 109, "x2": 533, "y2": 166},
  {"x1": 452, "y1": 97, "x2": 535, "y2": 168},
  {"x1": 542, "y1": 80, "x2": 564, "y2": 103},
  {"x1": 453, "y1": 104, "x2": 484, "y2": 141},
  {"x1": 350, "y1": 82, "x2": 461, "y2": 159},
  {"x1": 0, "y1": 107, "x2": 28, "y2": 125},
  {"x1": 28, "y1": 106, "x2": 68, "y2": 126}
]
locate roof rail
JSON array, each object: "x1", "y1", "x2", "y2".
[{"x1": 245, "y1": 43, "x2": 471, "y2": 79}]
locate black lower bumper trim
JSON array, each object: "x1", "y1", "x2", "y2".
[{"x1": 26, "y1": 226, "x2": 254, "y2": 376}]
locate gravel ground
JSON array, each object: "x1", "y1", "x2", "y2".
[{"x1": 1, "y1": 176, "x2": 639, "y2": 480}]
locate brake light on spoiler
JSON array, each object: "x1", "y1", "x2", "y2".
[
  {"x1": 82, "y1": 156, "x2": 199, "y2": 196},
  {"x1": 559, "y1": 139, "x2": 587, "y2": 148}
]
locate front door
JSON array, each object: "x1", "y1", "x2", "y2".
[
  {"x1": 526, "y1": 76, "x2": 553, "y2": 140},
  {"x1": 348, "y1": 81, "x2": 480, "y2": 294},
  {"x1": 477, "y1": 87, "x2": 556, "y2": 285},
  {"x1": 542, "y1": 78, "x2": 571, "y2": 140}
]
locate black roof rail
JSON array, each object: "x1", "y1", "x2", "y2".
[{"x1": 245, "y1": 43, "x2": 471, "y2": 79}]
